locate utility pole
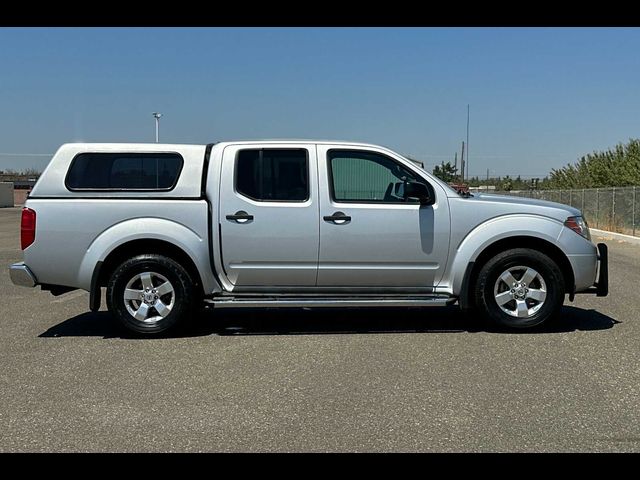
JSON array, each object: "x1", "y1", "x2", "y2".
[
  {"x1": 454, "y1": 152, "x2": 458, "y2": 179},
  {"x1": 152, "y1": 112, "x2": 162, "y2": 143},
  {"x1": 486, "y1": 168, "x2": 489, "y2": 192},
  {"x1": 466, "y1": 104, "x2": 470, "y2": 181},
  {"x1": 460, "y1": 141, "x2": 465, "y2": 183}
]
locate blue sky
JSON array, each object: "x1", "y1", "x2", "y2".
[{"x1": 1, "y1": 27, "x2": 639, "y2": 178}]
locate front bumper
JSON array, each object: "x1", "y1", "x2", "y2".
[
  {"x1": 595, "y1": 243, "x2": 609, "y2": 297},
  {"x1": 9, "y1": 262, "x2": 37, "y2": 288},
  {"x1": 574, "y1": 243, "x2": 608, "y2": 297}
]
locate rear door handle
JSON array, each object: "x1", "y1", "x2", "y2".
[
  {"x1": 323, "y1": 211, "x2": 351, "y2": 224},
  {"x1": 226, "y1": 210, "x2": 254, "y2": 223}
]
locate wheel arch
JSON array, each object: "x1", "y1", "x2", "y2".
[
  {"x1": 98, "y1": 239, "x2": 203, "y2": 290},
  {"x1": 90, "y1": 238, "x2": 205, "y2": 312},
  {"x1": 458, "y1": 235, "x2": 574, "y2": 311}
]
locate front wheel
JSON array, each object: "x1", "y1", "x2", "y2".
[
  {"x1": 106, "y1": 254, "x2": 195, "y2": 335},
  {"x1": 474, "y1": 248, "x2": 565, "y2": 329}
]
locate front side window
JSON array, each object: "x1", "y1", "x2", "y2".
[
  {"x1": 66, "y1": 153, "x2": 183, "y2": 190},
  {"x1": 235, "y1": 149, "x2": 308, "y2": 201},
  {"x1": 328, "y1": 150, "x2": 425, "y2": 203}
]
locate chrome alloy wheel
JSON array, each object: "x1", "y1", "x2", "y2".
[
  {"x1": 123, "y1": 271, "x2": 175, "y2": 322},
  {"x1": 493, "y1": 265, "x2": 547, "y2": 318}
]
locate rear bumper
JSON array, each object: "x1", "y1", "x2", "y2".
[
  {"x1": 575, "y1": 243, "x2": 608, "y2": 297},
  {"x1": 9, "y1": 262, "x2": 38, "y2": 288}
]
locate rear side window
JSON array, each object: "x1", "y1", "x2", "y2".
[
  {"x1": 66, "y1": 153, "x2": 183, "y2": 191},
  {"x1": 235, "y1": 149, "x2": 308, "y2": 201}
]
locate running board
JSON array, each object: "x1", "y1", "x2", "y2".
[{"x1": 204, "y1": 295, "x2": 456, "y2": 309}]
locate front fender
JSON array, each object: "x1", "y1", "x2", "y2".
[
  {"x1": 77, "y1": 217, "x2": 219, "y2": 293},
  {"x1": 447, "y1": 214, "x2": 565, "y2": 294}
]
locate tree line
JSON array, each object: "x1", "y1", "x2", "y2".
[
  {"x1": 546, "y1": 138, "x2": 640, "y2": 189},
  {"x1": 429, "y1": 138, "x2": 640, "y2": 190},
  {"x1": 430, "y1": 160, "x2": 549, "y2": 191},
  {"x1": 0, "y1": 168, "x2": 41, "y2": 177}
]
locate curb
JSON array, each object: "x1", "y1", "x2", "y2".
[{"x1": 590, "y1": 228, "x2": 640, "y2": 246}]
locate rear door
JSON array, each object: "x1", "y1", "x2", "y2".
[{"x1": 218, "y1": 144, "x2": 319, "y2": 287}]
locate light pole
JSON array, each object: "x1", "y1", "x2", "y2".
[{"x1": 152, "y1": 112, "x2": 162, "y2": 143}]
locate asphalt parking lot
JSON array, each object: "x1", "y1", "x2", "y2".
[{"x1": 0, "y1": 206, "x2": 638, "y2": 452}]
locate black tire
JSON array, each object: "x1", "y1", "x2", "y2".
[
  {"x1": 106, "y1": 254, "x2": 195, "y2": 335},
  {"x1": 474, "y1": 248, "x2": 565, "y2": 329}
]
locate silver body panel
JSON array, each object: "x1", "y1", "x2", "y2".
[
  {"x1": 11, "y1": 140, "x2": 601, "y2": 305},
  {"x1": 23, "y1": 198, "x2": 218, "y2": 293},
  {"x1": 441, "y1": 194, "x2": 593, "y2": 295}
]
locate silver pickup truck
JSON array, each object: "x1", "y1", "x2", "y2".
[{"x1": 9, "y1": 140, "x2": 608, "y2": 335}]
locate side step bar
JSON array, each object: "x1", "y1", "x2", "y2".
[{"x1": 204, "y1": 295, "x2": 456, "y2": 309}]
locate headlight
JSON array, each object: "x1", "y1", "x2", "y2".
[{"x1": 564, "y1": 215, "x2": 591, "y2": 240}]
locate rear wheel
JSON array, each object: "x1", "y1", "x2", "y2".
[
  {"x1": 106, "y1": 254, "x2": 195, "y2": 335},
  {"x1": 474, "y1": 248, "x2": 565, "y2": 329}
]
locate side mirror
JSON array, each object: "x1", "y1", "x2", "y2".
[{"x1": 404, "y1": 182, "x2": 432, "y2": 205}]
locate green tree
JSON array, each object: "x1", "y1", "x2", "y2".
[
  {"x1": 499, "y1": 175, "x2": 513, "y2": 192},
  {"x1": 432, "y1": 161, "x2": 458, "y2": 183}
]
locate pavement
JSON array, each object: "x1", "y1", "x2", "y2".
[{"x1": 0, "y1": 206, "x2": 638, "y2": 452}]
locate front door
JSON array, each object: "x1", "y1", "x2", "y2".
[
  {"x1": 219, "y1": 144, "x2": 319, "y2": 287},
  {"x1": 317, "y1": 146, "x2": 450, "y2": 288}
]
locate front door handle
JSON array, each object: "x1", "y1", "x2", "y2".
[
  {"x1": 226, "y1": 210, "x2": 254, "y2": 223},
  {"x1": 323, "y1": 211, "x2": 351, "y2": 224}
]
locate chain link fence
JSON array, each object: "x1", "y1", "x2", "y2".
[{"x1": 487, "y1": 186, "x2": 639, "y2": 237}]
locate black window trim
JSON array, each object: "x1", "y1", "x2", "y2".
[
  {"x1": 233, "y1": 147, "x2": 310, "y2": 203},
  {"x1": 64, "y1": 152, "x2": 185, "y2": 192},
  {"x1": 327, "y1": 148, "x2": 434, "y2": 205}
]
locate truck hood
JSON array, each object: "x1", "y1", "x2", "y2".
[{"x1": 467, "y1": 193, "x2": 582, "y2": 221}]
